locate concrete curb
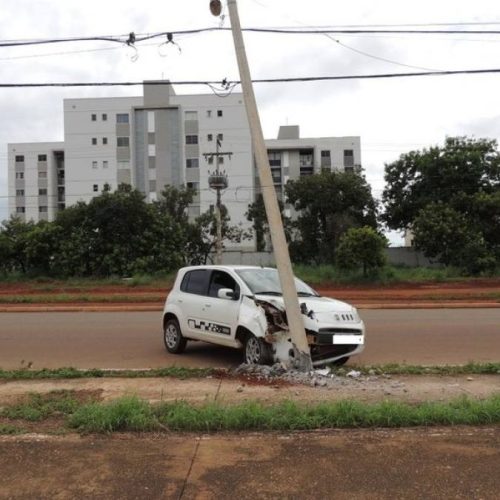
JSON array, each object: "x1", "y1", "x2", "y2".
[{"x1": 0, "y1": 302, "x2": 498, "y2": 312}]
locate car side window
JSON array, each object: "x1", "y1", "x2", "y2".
[
  {"x1": 208, "y1": 271, "x2": 239, "y2": 298},
  {"x1": 181, "y1": 270, "x2": 210, "y2": 295}
]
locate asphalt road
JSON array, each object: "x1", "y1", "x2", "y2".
[{"x1": 0, "y1": 309, "x2": 499, "y2": 369}]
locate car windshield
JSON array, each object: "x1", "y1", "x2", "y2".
[{"x1": 235, "y1": 268, "x2": 319, "y2": 297}]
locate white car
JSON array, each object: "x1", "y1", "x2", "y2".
[{"x1": 162, "y1": 265, "x2": 365, "y2": 367}]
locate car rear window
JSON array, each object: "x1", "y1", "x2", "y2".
[{"x1": 180, "y1": 270, "x2": 210, "y2": 295}]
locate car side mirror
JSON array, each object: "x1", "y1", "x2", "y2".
[{"x1": 218, "y1": 288, "x2": 239, "y2": 300}]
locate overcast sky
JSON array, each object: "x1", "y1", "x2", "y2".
[{"x1": 2, "y1": 0, "x2": 500, "y2": 245}]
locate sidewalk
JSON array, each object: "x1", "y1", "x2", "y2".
[{"x1": 1, "y1": 426, "x2": 499, "y2": 499}]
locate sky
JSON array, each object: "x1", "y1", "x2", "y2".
[{"x1": 2, "y1": 0, "x2": 500, "y2": 245}]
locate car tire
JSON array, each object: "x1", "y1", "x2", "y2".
[
  {"x1": 332, "y1": 356, "x2": 349, "y2": 366},
  {"x1": 244, "y1": 334, "x2": 273, "y2": 365},
  {"x1": 163, "y1": 318, "x2": 187, "y2": 354}
]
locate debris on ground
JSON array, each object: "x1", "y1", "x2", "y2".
[{"x1": 233, "y1": 363, "x2": 408, "y2": 392}]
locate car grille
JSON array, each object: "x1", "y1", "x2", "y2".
[
  {"x1": 317, "y1": 328, "x2": 363, "y2": 345},
  {"x1": 311, "y1": 344, "x2": 359, "y2": 362}
]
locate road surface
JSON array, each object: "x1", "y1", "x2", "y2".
[{"x1": 0, "y1": 309, "x2": 498, "y2": 369}]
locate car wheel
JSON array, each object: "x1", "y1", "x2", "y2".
[
  {"x1": 244, "y1": 334, "x2": 272, "y2": 365},
  {"x1": 164, "y1": 319, "x2": 187, "y2": 354},
  {"x1": 332, "y1": 356, "x2": 349, "y2": 366}
]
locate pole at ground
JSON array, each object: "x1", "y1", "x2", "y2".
[{"x1": 215, "y1": 0, "x2": 313, "y2": 371}]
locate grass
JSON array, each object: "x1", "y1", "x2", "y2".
[
  {"x1": 0, "y1": 366, "x2": 215, "y2": 381},
  {"x1": 0, "y1": 424, "x2": 25, "y2": 435},
  {"x1": 1, "y1": 391, "x2": 80, "y2": 422},
  {"x1": 67, "y1": 394, "x2": 500, "y2": 433},
  {"x1": 0, "y1": 363, "x2": 498, "y2": 381},
  {"x1": 0, "y1": 293, "x2": 165, "y2": 304}
]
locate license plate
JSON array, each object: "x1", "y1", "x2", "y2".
[{"x1": 333, "y1": 335, "x2": 363, "y2": 345}]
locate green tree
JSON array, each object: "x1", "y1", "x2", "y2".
[
  {"x1": 245, "y1": 193, "x2": 287, "y2": 251},
  {"x1": 336, "y1": 226, "x2": 388, "y2": 276},
  {"x1": 0, "y1": 217, "x2": 36, "y2": 274},
  {"x1": 383, "y1": 136, "x2": 500, "y2": 272},
  {"x1": 285, "y1": 171, "x2": 378, "y2": 264}
]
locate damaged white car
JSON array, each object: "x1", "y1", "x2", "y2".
[{"x1": 162, "y1": 265, "x2": 365, "y2": 367}]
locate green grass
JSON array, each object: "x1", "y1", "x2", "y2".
[
  {"x1": 0, "y1": 366, "x2": 214, "y2": 381},
  {"x1": 67, "y1": 394, "x2": 500, "y2": 433},
  {"x1": 0, "y1": 363, "x2": 498, "y2": 381},
  {"x1": 293, "y1": 264, "x2": 499, "y2": 286},
  {"x1": 1, "y1": 391, "x2": 80, "y2": 422},
  {"x1": 0, "y1": 293, "x2": 165, "y2": 304},
  {"x1": 0, "y1": 424, "x2": 25, "y2": 435}
]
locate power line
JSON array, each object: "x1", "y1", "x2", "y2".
[
  {"x1": 3, "y1": 27, "x2": 500, "y2": 49},
  {"x1": 2, "y1": 67, "x2": 500, "y2": 89}
]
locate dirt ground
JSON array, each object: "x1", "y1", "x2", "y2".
[
  {"x1": 0, "y1": 374, "x2": 498, "y2": 409},
  {"x1": 0, "y1": 278, "x2": 499, "y2": 307},
  {"x1": 1, "y1": 426, "x2": 499, "y2": 499}
]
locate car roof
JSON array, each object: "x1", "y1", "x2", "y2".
[{"x1": 178, "y1": 265, "x2": 273, "y2": 273}]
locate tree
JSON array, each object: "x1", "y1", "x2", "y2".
[
  {"x1": 383, "y1": 136, "x2": 500, "y2": 272},
  {"x1": 0, "y1": 217, "x2": 36, "y2": 274},
  {"x1": 285, "y1": 171, "x2": 378, "y2": 264},
  {"x1": 245, "y1": 193, "x2": 287, "y2": 251},
  {"x1": 336, "y1": 226, "x2": 388, "y2": 276}
]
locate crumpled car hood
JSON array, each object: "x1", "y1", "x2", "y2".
[{"x1": 254, "y1": 294, "x2": 354, "y2": 313}]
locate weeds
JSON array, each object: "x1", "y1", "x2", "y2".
[{"x1": 67, "y1": 394, "x2": 500, "y2": 433}]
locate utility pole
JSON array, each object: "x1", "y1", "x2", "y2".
[
  {"x1": 204, "y1": 136, "x2": 232, "y2": 265},
  {"x1": 210, "y1": 0, "x2": 313, "y2": 371}
]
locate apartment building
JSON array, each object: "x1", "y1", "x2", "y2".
[{"x1": 8, "y1": 82, "x2": 361, "y2": 248}]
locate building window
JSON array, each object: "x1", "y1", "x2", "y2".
[
  {"x1": 186, "y1": 158, "x2": 199, "y2": 169},
  {"x1": 149, "y1": 180, "x2": 156, "y2": 193},
  {"x1": 207, "y1": 134, "x2": 213, "y2": 142},
  {"x1": 186, "y1": 182, "x2": 199, "y2": 192},
  {"x1": 217, "y1": 110, "x2": 223, "y2": 117},
  {"x1": 268, "y1": 152, "x2": 281, "y2": 167},
  {"x1": 15, "y1": 155, "x2": 24, "y2": 163},
  {"x1": 39, "y1": 188, "x2": 47, "y2": 195},
  {"x1": 91, "y1": 114, "x2": 97, "y2": 121},
  {"x1": 92, "y1": 137, "x2": 97, "y2": 145},
  {"x1": 102, "y1": 137, "x2": 108, "y2": 145},
  {"x1": 186, "y1": 135, "x2": 198, "y2": 145},
  {"x1": 271, "y1": 168, "x2": 282, "y2": 184},
  {"x1": 38, "y1": 154, "x2": 47, "y2": 162},
  {"x1": 117, "y1": 137, "x2": 130, "y2": 147},
  {"x1": 207, "y1": 110, "x2": 212, "y2": 118},
  {"x1": 218, "y1": 156, "x2": 224, "y2": 165},
  {"x1": 103, "y1": 161, "x2": 109, "y2": 169},
  {"x1": 321, "y1": 150, "x2": 330, "y2": 158},
  {"x1": 92, "y1": 161, "x2": 98, "y2": 169},
  {"x1": 208, "y1": 156, "x2": 214, "y2": 165},
  {"x1": 38, "y1": 171, "x2": 47, "y2": 179},
  {"x1": 39, "y1": 206, "x2": 48, "y2": 213},
  {"x1": 117, "y1": 161, "x2": 130, "y2": 169},
  {"x1": 16, "y1": 172, "x2": 24, "y2": 179},
  {"x1": 185, "y1": 111, "x2": 198, "y2": 120},
  {"x1": 116, "y1": 113, "x2": 129, "y2": 123},
  {"x1": 16, "y1": 189, "x2": 24, "y2": 196},
  {"x1": 16, "y1": 207, "x2": 25, "y2": 214},
  {"x1": 102, "y1": 113, "x2": 107, "y2": 121},
  {"x1": 217, "y1": 133, "x2": 223, "y2": 142},
  {"x1": 343, "y1": 149, "x2": 354, "y2": 167},
  {"x1": 93, "y1": 184, "x2": 98, "y2": 192}
]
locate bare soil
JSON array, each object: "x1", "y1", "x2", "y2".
[{"x1": 0, "y1": 278, "x2": 499, "y2": 306}]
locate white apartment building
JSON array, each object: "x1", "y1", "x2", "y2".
[{"x1": 8, "y1": 82, "x2": 361, "y2": 248}]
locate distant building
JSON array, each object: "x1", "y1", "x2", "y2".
[{"x1": 7, "y1": 82, "x2": 361, "y2": 249}]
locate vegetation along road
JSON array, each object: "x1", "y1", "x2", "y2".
[{"x1": 0, "y1": 309, "x2": 498, "y2": 369}]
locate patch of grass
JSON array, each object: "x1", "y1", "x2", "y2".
[
  {"x1": 0, "y1": 366, "x2": 214, "y2": 381},
  {"x1": 337, "y1": 362, "x2": 500, "y2": 376},
  {"x1": 67, "y1": 394, "x2": 500, "y2": 433},
  {"x1": 0, "y1": 424, "x2": 24, "y2": 435},
  {"x1": 0, "y1": 293, "x2": 165, "y2": 304},
  {"x1": 1, "y1": 390, "x2": 80, "y2": 422}
]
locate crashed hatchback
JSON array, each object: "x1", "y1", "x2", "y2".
[{"x1": 162, "y1": 265, "x2": 365, "y2": 367}]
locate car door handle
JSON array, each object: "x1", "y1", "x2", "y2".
[{"x1": 204, "y1": 304, "x2": 212, "y2": 308}]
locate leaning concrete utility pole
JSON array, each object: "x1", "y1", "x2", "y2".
[{"x1": 210, "y1": 0, "x2": 313, "y2": 371}]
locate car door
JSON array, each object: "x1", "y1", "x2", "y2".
[
  {"x1": 196, "y1": 270, "x2": 241, "y2": 346},
  {"x1": 177, "y1": 269, "x2": 211, "y2": 340}
]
